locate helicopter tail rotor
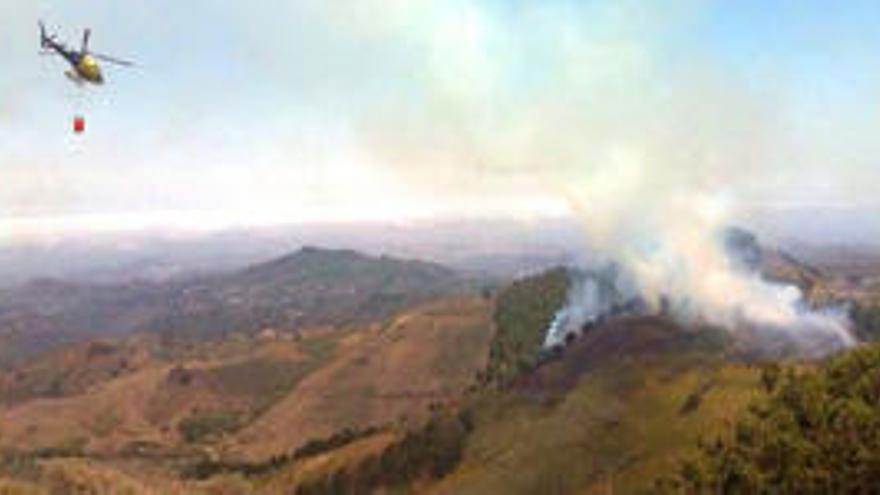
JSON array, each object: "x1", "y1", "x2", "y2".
[
  {"x1": 38, "y1": 21, "x2": 61, "y2": 50},
  {"x1": 39, "y1": 20, "x2": 49, "y2": 48}
]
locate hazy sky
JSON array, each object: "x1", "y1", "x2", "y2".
[{"x1": 2, "y1": 1, "x2": 879, "y2": 240}]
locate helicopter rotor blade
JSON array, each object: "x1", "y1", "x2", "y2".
[
  {"x1": 92, "y1": 53, "x2": 134, "y2": 67},
  {"x1": 82, "y1": 28, "x2": 91, "y2": 53}
]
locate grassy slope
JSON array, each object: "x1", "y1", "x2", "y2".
[
  {"x1": 422, "y1": 266, "x2": 767, "y2": 495},
  {"x1": 0, "y1": 295, "x2": 494, "y2": 492},
  {"x1": 234, "y1": 295, "x2": 493, "y2": 459},
  {"x1": 256, "y1": 431, "x2": 398, "y2": 493},
  {"x1": 0, "y1": 288, "x2": 475, "y2": 473},
  {"x1": 0, "y1": 336, "x2": 330, "y2": 455},
  {"x1": 430, "y1": 338, "x2": 761, "y2": 495}
]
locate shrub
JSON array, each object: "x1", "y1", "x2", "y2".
[
  {"x1": 486, "y1": 268, "x2": 568, "y2": 384},
  {"x1": 178, "y1": 412, "x2": 242, "y2": 444},
  {"x1": 662, "y1": 343, "x2": 880, "y2": 493},
  {"x1": 851, "y1": 301, "x2": 880, "y2": 341},
  {"x1": 295, "y1": 410, "x2": 473, "y2": 494}
]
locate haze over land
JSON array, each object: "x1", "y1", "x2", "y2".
[
  {"x1": 3, "y1": 1, "x2": 880, "y2": 493},
  {"x1": 3, "y1": 3, "x2": 878, "y2": 339},
  {"x1": 1, "y1": 0, "x2": 879, "y2": 241}
]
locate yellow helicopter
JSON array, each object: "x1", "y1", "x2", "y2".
[{"x1": 39, "y1": 21, "x2": 133, "y2": 85}]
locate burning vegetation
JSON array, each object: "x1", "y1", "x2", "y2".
[{"x1": 540, "y1": 227, "x2": 854, "y2": 364}]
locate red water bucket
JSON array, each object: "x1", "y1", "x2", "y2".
[{"x1": 73, "y1": 116, "x2": 85, "y2": 133}]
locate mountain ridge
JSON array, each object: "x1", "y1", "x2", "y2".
[{"x1": 0, "y1": 247, "x2": 465, "y2": 365}]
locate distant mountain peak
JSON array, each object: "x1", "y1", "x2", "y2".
[{"x1": 0, "y1": 247, "x2": 465, "y2": 361}]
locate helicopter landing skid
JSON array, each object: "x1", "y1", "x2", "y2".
[{"x1": 64, "y1": 70, "x2": 85, "y2": 86}]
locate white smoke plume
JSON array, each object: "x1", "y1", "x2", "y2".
[
  {"x1": 560, "y1": 166, "x2": 853, "y2": 346},
  {"x1": 543, "y1": 263, "x2": 641, "y2": 348},
  {"x1": 544, "y1": 228, "x2": 854, "y2": 354},
  {"x1": 313, "y1": 2, "x2": 858, "y2": 352}
]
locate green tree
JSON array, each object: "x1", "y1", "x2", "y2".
[{"x1": 663, "y1": 343, "x2": 880, "y2": 494}]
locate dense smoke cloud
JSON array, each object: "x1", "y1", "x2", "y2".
[
  {"x1": 340, "y1": 1, "x2": 855, "y2": 350},
  {"x1": 5, "y1": 1, "x2": 879, "y2": 238},
  {"x1": 544, "y1": 232, "x2": 853, "y2": 354}
]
